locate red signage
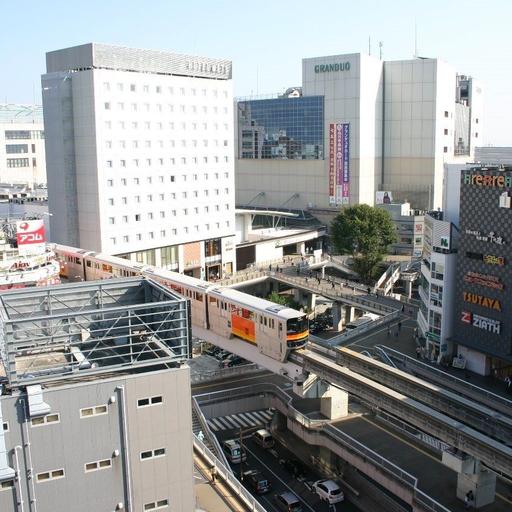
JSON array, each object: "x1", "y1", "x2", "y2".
[{"x1": 16, "y1": 220, "x2": 45, "y2": 255}]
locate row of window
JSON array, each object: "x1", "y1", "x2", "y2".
[
  {"x1": 107, "y1": 190, "x2": 230, "y2": 206},
  {"x1": 108, "y1": 222, "x2": 230, "y2": 245},
  {"x1": 6, "y1": 158, "x2": 29, "y2": 168},
  {"x1": 140, "y1": 447, "x2": 166, "y2": 460},
  {"x1": 106, "y1": 172, "x2": 230, "y2": 187},
  {"x1": 103, "y1": 155, "x2": 229, "y2": 166},
  {"x1": 144, "y1": 499, "x2": 169, "y2": 511},
  {"x1": 103, "y1": 100, "x2": 229, "y2": 118},
  {"x1": 5, "y1": 143, "x2": 37, "y2": 154},
  {"x1": 108, "y1": 204, "x2": 229, "y2": 224},
  {"x1": 103, "y1": 120, "x2": 229, "y2": 133},
  {"x1": 4, "y1": 130, "x2": 44, "y2": 140},
  {"x1": 103, "y1": 80, "x2": 228, "y2": 99}
]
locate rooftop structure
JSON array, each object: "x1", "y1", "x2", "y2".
[
  {"x1": 0, "y1": 104, "x2": 44, "y2": 124},
  {"x1": 0, "y1": 277, "x2": 190, "y2": 386}
]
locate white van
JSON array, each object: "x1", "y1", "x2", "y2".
[
  {"x1": 253, "y1": 429, "x2": 274, "y2": 449},
  {"x1": 222, "y1": 439, "x2": 247, "y2": 464}
]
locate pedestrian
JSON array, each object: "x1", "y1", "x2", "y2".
[
  {"x1": 398, "y1": 320, "x2": 402, "y2": 332},
  {"x1": 317, "y1": 277, "x2": 321, "y2": 285},
  {"x1": 464, "y1": 490, "x2": 474, "y2": 509},
  {"x1": 416, "y1": 346, "x2": 421, "y2": 359},
  {"x1": 275, "y1": 265, "x2": 279, "y2": 273},
  {"x1": 387, "y1": 325, "x2": 391, "y2": 338},
  {"x1": 367, "y1": 286, "x2": 371, "y2": 295},
  {"x1": 296, "y1": 267, "x2": 300, "y2": 275},
  {"x1": 331, "y1": 281, "x2": 335, "y2": 289},
  {"x1": 305, "y1": 277, "x2": 309, "y2": 283},
  {"x1": 395, "y1": 328, "x2": 399, "y2": 338},
  {"x1": 197, "y1": 430, "x2": 205, "y2": 443},
  {"x1": 269, "y1": 264, "x2": 272, "y2": 272},
  {"x1": 505, "y1": 376, "x2": 511, "y2": 393},
  {"x1": 211, "y1": 465, "x2": 217, "y2": 485},
  {"x1": 401, "y1": 304, "x2": 405, "y2": 313}
]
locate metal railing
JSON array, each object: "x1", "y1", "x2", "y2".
[
  {"x1": 193, "y1": 434, "x2": 268, "y2": 512},
  {"x1": 192, "y1": 396, "x2": 230, "y2": 468},
  {"x1": 378, "y1": 345, "x2": 512, "y2": 414}
]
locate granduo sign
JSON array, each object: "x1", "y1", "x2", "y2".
[
  {"x1": 314, "y1": 62, "x2": 351, "y2": 73},
  {"x1": 463, "y1": 292, "x2": 501, "y2": 311},
  {"x1": 461, "y1": 311, "x2": 501, "y2": 334}
]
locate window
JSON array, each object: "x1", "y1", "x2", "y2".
[
  {"x1": 134, "y1": 178, "x2": 140, "y2": 185},
  {"x1": 84, "y1": 458, "x2": 112, "y2": 473},
  {"x1": 148, "y1": 232, "x2": 154, "y2": 239},
  {"x1": 475, "y1": 132, "x2": 479, "y2": 138},
  {"x1": 476, "y1": 118, "x2": 479, "y2": 124},
  {"x1": 117, "y1": 83, "x2": 124, "y2": 91},
  {"x1": 443, "y1": 146, "x2": 448, "y2": 153},
  {"x1": 140, "y1": 448, "x2": 166, "y2": 460},
  {"x1": 7, "y1": 158, "x2": 29, "y2": 168},
  {"x1": 103, "y1": 82, "x2": 110, "y2": 91},
  {"x1": 122, "y1": 197, "x2": 127, "y2": 205},
  {"x1": 80, "y1": 405, "x2": 108, "y2": 418},
  {"x1": 135, "y1": 195, "x2": 141, "y2": 203},
  {"x1": 108, "y1": 198, "x2": 114, "y2": 206},
  {"x1": 444, "y1": 129, "x2": 448, "y2": 135},
  {"x1": 144, "y1": 499, "x2": 169, "y2": 511},
  {"x1": 130, "y1": 84, "x2": 136, "y2": 92},
  {"x1": 108, "y1": 217, "x2": 115, "y2": 225},
  {"x1": 120, "y1": 160, "x2": 126, "y2": 167},
  {"x1": 156, "y1": 86, "x2": 162, "y2": 94},
  {"x1": 160, "y1": 230, "x2": 166, "y2": 237},
  {"x1": 148, "y1": 213, "x2": 153, "y2": 220},
  {"x1": 6, "y1": 144, "x2": 28, "y2": 154},
  {"x1": 107, "y1": 179, "x2": 113, "y2": 187},
  {"x1": 159, "y1": 193, "x2": 164, "y2": 201},
  {"x1": 136, "y1": 233, "x2": 142, "y2": 241},
  {"x1": 1, "y1": 480, "x2": 14, "y2": 491},
  {"x1": 135, "y1": 214, "x2": 141, "y2": 221},
  {"x1": 160, "y1": 211, "x2": 165, "y2": 218},
  {"x1": 122, "y1": 215, "x2": 128, "y2": 223},
  {"x1": 2, "y1": 421, "x2": 9, "y2": 432},
  {"x1": 37, "y1": 469, "x2": 65, "y2": 482},
  {"x1": 110, "y1": 237, "x2": 116, "y2": 245},
  {"x1": 104, "y1": 102, "x2": 111, "y2": 110},
  {"x1": 137, "y1": 395, "x2": 163, "y2": 408}
]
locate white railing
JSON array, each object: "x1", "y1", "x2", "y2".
[
  {"x1": 191, "y1": 363, "x2": 262, "y2": 384},
  {"x1": 193, "y1": 434, "x2": 268, "y2": 512}
]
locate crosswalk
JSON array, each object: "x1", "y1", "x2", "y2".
[{"x1": 207, "y1": 409, "x2": 273, "y2": 432}]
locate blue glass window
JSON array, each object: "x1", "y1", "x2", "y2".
[{"x1": 237, "y1": 96, "x2": 324, "y2": 160}]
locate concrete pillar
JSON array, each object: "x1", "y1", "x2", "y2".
[
  {"x1": 404, "y1": 279, "x2": 413, "y2": 299},
  {"x1": 321, "y1": 266, "x2": 326, "y2": 278},
  {"x1": 293, "y1": 288, "x2": 301, "y2": 303},
  {"x1": 292, "y1": 373, "x2": 348, "y2": 420},
  {"x1": 332, "y1": 303, "x2": 344, "y2": 331},
  {"x1": 298, "y1": 242, "x2": 306, "y2": 255},
  {"x1": 442, "y1": 451, "x2": 497, "y2": 508},
  {"x1": 344, "y1": 306, "x2": 355, "y2": 324},
  {"x1": 307, "y1": 293, "x2": 317, "y2": 311}
]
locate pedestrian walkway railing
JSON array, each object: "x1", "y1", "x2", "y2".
[
  {"x1": 192, "y1": 396, "x2": 230, "y2": 468},
  {"x1": 194, "y1": 382, "x2": 451, "y2": 512},
  {"x1": 193, "y1": 434, "x2": 268, "y2": 512},
  {"x1": 378, "y1": 345, "x2": 512, "y2": 414}
]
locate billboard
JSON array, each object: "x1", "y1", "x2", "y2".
[
  {"x1": 376, "y1": 191, "x2": 393, "y2": 204},
  {"x1": 329, "y1": 122, "x2": 350, "y2": 206},
  {"x1": 16, "y1": 220, "x2": 46, "y2": 255}
]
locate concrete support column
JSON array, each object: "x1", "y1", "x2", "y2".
[
  {"x1": 307, "y1": 293, "x2": 317, "y2": 311},
  {"x1": 442, "y1": 451, "x2": 496, "y2": 508},
  {"x1": 404, "y1": 279, "x2": 413, "y2": 299},
  {"x1": 298, "y1": 242, "x2": 306, "y2": 255},
  {"x1": 344, "y1": 306, "x2": 355, "y2": 324},
  {"x1": 332, "y1": 303, "x2": 344, "y2": 331},
  {"x1": 321, "y1": 266, "x2": 326, "y2": 278},
  {"x1": 293, "y1": 288, "x2": 301, "y2": 303},
  {"x1": 293, "y1": 373, "x2": 348, "y2": 420}
]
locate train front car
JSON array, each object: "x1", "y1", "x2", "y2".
[{"x1": 282, "y1": 311, "x2": 309, "y2": 354}]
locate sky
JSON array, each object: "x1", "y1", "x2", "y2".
[{"x1": 1, "y1": 0, "x2": 512, "y2": 145}]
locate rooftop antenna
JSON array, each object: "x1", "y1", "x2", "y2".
[
  {"x1": 256, "y1": 65, "x2": 259, "y2": 96},
  {"x1": 379, "y1": 41, "x2": 383, "y2": 60},
  {"x1": 368, "y1": 36, "x2": 371, "y2": 56},
  {"x1": 414, "y1": 21, "x2": 418, "y2": 58}
]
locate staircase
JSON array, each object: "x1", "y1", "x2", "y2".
[{"x1": 191, "y1": 403, "x2": 216, "y2": 454}]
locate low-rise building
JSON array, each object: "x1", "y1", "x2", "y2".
[{"x1": 0, "y1": 277, "x2": 194, "y2": 511}]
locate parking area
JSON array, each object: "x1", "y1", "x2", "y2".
[{"x1": 214, "y1": 425, "x2": 361, "y2": 512}]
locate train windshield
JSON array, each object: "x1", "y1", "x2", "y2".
[{"x1": 287, "y1": 316, "x2": 308, "y2": 334}]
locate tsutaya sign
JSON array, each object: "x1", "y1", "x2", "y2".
[
  {"x1": 329, "y1": 123, "x2": 350, "y2": 205},
  {"x1": 315, "y1": 62, "x2": 351, "y2": 73},
  {"x1": 463, "y1": 292, "x2": 501, "y2": 311}
]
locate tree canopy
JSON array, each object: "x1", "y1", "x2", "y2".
[{"x1": 330, "y1": 204, "x2": 396, "y2": 282}]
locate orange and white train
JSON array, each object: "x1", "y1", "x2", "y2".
[{"x1": 54, "y1": 244, "x2": 308, "y2": 362}]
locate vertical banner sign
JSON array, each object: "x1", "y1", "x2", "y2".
[
  {"x1": 328, "y1": 124, "x2": 336, "y2": 205},
  {"x1": 342, "y1": 123, "x2": 350, "y2": 204},
  {"x1": 16, "y1": 220, "x2": 46, "y2": 255},
  {"x1": 336, "y1": 124, "x2": 344, "y2": 204}
]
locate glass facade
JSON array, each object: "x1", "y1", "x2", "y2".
[{"x1": 237, "y1": 96, "x2": 324, "y2": 160}]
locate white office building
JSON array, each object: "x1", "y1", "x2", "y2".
[
  {"x1": 42, "y1": 43, "x2": 236, "y2": 279},
  {"x1": 236, "y1": 53, "x2": 483, "y2": 215},
  {"x1": 0, "y1": 104, "x2": 46, "y2": 187}
]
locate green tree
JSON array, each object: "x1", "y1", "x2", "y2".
[
  {"x1": 330, "y1": 204, "x2": 396, "y2": 283},
  {"x1": 267, "y1": 291, "x2": 301, "y2": 310}
]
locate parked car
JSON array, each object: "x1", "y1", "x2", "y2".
[
  {"x1": 219, "y1": 354, "x2": 248, "y2": 368},
  {"x1": 203, "y1": 345, "x2": 222, "y2": 357},
  {"x1": 274, "y1": 491, "x2": 303, "y2": 512},
  {"x1": 243, "y1": 469, "x2": 271, "y2": 494},
  {"x1": 281, "y1": 458, "x2": 306, "y2": 478},
  {"x1": 253, "y1": 429, "x2": 274, "y2": 449},
  {"x1": 312, "y1": 479, "x2": 344, "y2": 504},
  {"x1": 214, "y1": 350, "x2": 232, "y2": 361}
]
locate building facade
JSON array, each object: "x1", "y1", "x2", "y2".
[
  {"x1": 0, "y1": 278, "x2": 194, "y2": 512},
  {"x1": 0, "y1": 105, "x2": 46, "y2": 187},
  {"x1": 42, "y1": 43, "x2": 236, "y2": 279},
  {"x1": 236, "y1": 53, "x2": 483, "y2": 215},
  {"x1": 453, "y1": 166, "x2": 512, "y2": 376}
]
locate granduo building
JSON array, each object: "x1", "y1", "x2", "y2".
[
  {"x1": 236, "y1": 52, "x2": 483, "y2": 218},
  {"x1": 453, "y1": 166, "x2": 512, "y2": 376}
]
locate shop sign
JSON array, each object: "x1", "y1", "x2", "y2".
[
  {"x1": 463, "y1": 292, "x2": 501, "y2": 311},
  {"x1": 463, "y1": 271, "x2": 503, "y2": 290},
  {"x1": 465, "y1": 229, "x2": 506, "y2": 245},
  {"x1": 466, "y1": 251, "x2": 507, "y2": 266},
  {"x1": 463, "y1": 173, "x2": 512, "y2": 188},
  {"x1": 461, "y1": 311, "x2": 501, "y2": 334},
  {"x1": 314, "y1": 62, "x2": 351, "y2": 73}
]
